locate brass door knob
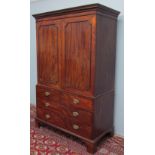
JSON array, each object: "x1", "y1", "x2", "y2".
[
  {"x1": 45, "y1": 91, "x2": 50, "y2": 96},
  {"x1": 45, "y1": 114, "x2": 50, "y2": 119},
  {"x1": 73, "y1": 98, "x2": 79, "y2": 104},
  {"x1": 72, "y1": 112, "x2": 79, "y2": 117},
  {"x1": 45, "y1": 102, "x2": 50, "y2": 107},
  {"x1": 73, "y1": 124, "x2": 79, "y2": 130}
]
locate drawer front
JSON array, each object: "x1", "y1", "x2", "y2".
[
  {"x1": 61, "y1": 93, "x2": 93, "y2": 112},
  {"x1": 36, "y1": 107, "x2": 68, "y2": 129},
  {"x1": 67, "y1": 107, "x2": 92, "y2": 125},
  {"x1": 37, "y1": 98, "x2": 58, "y2": 110},
  {"x1": 36, "y1": 85, "x2": 60, "y2": 103},
  {"x1": 67, "y1": 119, "x2": 92, "y2": 138}
]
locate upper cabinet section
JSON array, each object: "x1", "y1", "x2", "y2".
[{"x1": 33, "y1": 4, "x2": 120, "y2": 97}]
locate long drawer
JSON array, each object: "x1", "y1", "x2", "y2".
[{"x1": 67, "y1": 118, "x2": 92, "y2": 138}]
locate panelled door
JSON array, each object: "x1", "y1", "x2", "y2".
[
  {"x1": 62, "y1": 15, "x2": 96, "y2": 95},
  {"x1": 37, "y1": 20, "x2": 61, "y2": 88}
]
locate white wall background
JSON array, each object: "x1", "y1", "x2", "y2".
[{"x1": 30, "y1": 0, "x2": 124, "y2": 136}]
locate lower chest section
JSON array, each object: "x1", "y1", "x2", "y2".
[{"x1": 36, "y1": 85, "x2": 94, "y2": 139}]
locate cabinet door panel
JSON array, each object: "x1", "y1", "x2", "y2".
[
  {"x1": 63, "y1": 16, "x2": 95, "y2": 94},
  {"x1": 37, "y1": 24, "x2": 60, "y2": 87}
]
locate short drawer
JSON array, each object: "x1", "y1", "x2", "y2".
[
  {"x1": 36, "y1": 107, "x2": 67, "y2": 129},
  {"x1": 36, "y1": 85, "x2": 60, "y2": 103},
  {"x1": 61, "y1": 93, "x2": 93, "y2": 112},
  {"x1": 36, "y1": 98, "x2": 58, "y2": 110}
]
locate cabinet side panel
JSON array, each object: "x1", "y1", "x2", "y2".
[
  {"x1": 93, "y1": 91, "x2": 114, "y2": 138},
  {"x1": 95, "y1": 15, "x2": 117, "y2": 95}
]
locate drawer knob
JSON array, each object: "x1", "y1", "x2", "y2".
[
  {"x1": 45, "y1": 102, "x2": 50, "y2": 107},
  {"x1": 45, "y1": 114, "x2": 50, "y2": 119},
  {"x1": 73, "y1": 98, "x2": 79, "y2": 104},
  {"x1": 73, "y1": 124, "x2": 79, "y2": 130},
  {"x1": 72, "y1": 112, "x2": 79, "y2": 117},
  {"x1": 45, "y1": 91, "x2": 50, "y2": 96}
]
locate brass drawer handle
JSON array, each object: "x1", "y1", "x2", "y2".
[
  {"x1": 73, "y1": 124, "x2": 79, "y2": 130},
  {"x1": 45, "y1": 91, "x2": 50, "y2": 96},
  {"x1": 45, "y1": 114, "x2": 50, "y2": 119},
  {"x1": 73, "y1": 98, "x2": 79, "y2": 104},
  {"x1": 72, "y1": 112, "x2": 79, "y2": 117},
  {"x1": 45, "y1": 102, "x2": 50, "y2": 107}
]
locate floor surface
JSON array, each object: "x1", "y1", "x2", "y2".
[{"x1": 30, "y1": 105, "x2": 124, "y2": 155}]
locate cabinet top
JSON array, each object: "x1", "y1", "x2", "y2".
[{"x1": 33, "y1": 3, "x2": 120, "y2": 20}]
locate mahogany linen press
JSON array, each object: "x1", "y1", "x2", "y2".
[{"x1": 33, "y1": 4, "x2": 120, "y2": 153}]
